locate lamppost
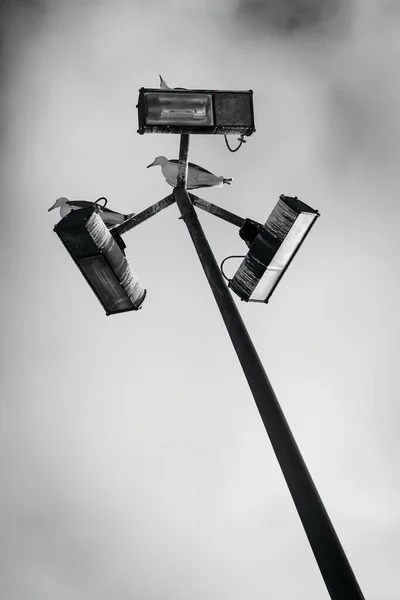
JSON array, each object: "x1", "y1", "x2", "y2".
[{"x1": 52, "y1": 84, "x2": 365, "y2": 600}]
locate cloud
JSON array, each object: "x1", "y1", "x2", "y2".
[
  {"x1": 235, "y1": 0, "x2": 347, "y2": 35},
  {"x1": 0, "y1": 0, "x2": 47, "y2": 128},
  {"x1": 230, "y1": 0, "x2": 400, "y2": 185},
  {"x1": 323, "y1": 3, "x2": 400, "y2": 179}
]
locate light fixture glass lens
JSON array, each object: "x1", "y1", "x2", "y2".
[
  {"x1": 250, "y1": 213, "x2": 317, "y2": 301},
  {"x1": 145, "y1": 93, "x2": 213, "y2": 125}
]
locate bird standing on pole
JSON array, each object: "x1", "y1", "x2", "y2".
[
  {"x1": 147, "y1": 156, "x2": 232, "y2": 190},
  {"x1": 48, "y1": 197, "x2": 135, "y2": 228}
]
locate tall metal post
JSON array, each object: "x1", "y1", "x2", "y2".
[{"x1": 173, "y1": 135, "x2": 364, "y2": 600}]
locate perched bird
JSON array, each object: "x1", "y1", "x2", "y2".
[
  {"x1": 159, "y1": 75, "x2": 186, "y2": 91},
  {"x1": 147, "y1": 156, "x2": 232, "y2": 190},
  {"x1": 48, "y1": 197, "x2": 135, "y2": 228}
]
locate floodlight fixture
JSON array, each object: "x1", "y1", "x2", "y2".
[
  {"x1": 229, "y1": 195, "x2": 319, "y2": 303},
  {"x1": 54, "y1": 207, "x2": 146, "y2": 315},
  {"x1": 137, "y1": 88, "x2": 255, "y2": 136}
]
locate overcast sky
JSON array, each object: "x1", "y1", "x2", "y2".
[{"x1": 1, "y1": 0, "x2": 400, "y2": 598}]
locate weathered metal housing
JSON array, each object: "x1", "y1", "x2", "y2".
[
  {"x1": 54, "y1": 207, "x2": 146, "y2": 315},
  {"x1": 137, "y1": 88, "x2": 255, "y2": 136},
  {"x1": 229, "y1": 195, "x2": 319, "y2": 303}
]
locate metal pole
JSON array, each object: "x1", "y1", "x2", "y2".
[
  {"x1": 173, "y1": 135, "x2": 364, "y2": 600},
  {"x1": 176, "y1": 133, "x2": 190, "y2": 188}
]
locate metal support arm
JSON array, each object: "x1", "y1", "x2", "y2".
[
  {"x1": 189, "y1": 194, "x2": 247, "y2": 228},
  {"x1": 113, "y1": 194, "x2": 175, "y2": 236}
]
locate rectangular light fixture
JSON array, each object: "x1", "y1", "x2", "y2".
[
  {"x1": 54, "y1": 207, "x2": 146, "y2": 315},
  {"x1": 137, "y1": 88, "x2": 255, "y2": 136},
  {"x1": 229, "y1": 195, "x2": 319, "y2": 303}
]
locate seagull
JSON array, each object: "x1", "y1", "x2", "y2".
[
  {"x1": 159, "y1": 75, "x2": 187, "y2": 91},
  {"x1": 147, "y1": 156, "x2": 232, "y2": 190},
  {"x1": 48, "y1": 197, "x2": 135, "y2": 228}
]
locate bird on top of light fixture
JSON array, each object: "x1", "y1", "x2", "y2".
[
  {"x1": 147, "y1": 156, "x2": 232, "y2": 190},
  {"x1": 48, "y1": 197, "x2": 135, "y2": 228},
  {"x1": 159, "y1": 75, "x2": 187, "y2": 91}
]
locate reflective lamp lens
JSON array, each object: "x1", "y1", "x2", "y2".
[
  {"x1": 145, "y1": 93, "x2": 213, "y2": 125},
  {"x1": 250, "y1": 213, "x2": 317, "y2": 302}
]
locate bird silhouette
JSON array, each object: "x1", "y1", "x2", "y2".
[
  {"x1": 159, "y1": 75, "x2": 187, "y2": 91},
  {"x1": 147, "y1": 156, "x2": 232, "y2": 190},
  {"x1": 48, "y1": 197, "x2": 135, "y2": 228}
]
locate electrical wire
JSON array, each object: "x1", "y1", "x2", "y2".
[
  {"x1": 224, "y1": 134, "x2": 247, "y2": 153},
  {"x1": 95, "y1": 197, "x2": 108, "y2": 208},
  {"x1": 220, "y1": 255, "x2": 246, "y2": 282}
]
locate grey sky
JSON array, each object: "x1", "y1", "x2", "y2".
[{"x1": 1, "y1": 0, "x2": 399, "y2": 598}]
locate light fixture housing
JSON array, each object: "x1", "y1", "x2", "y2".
[
  {"x1": 54, "y1": 207, "x2": 146, "y2": 315},
  {"x1": 229, "y1": 195, "x2": 319, "y2": 303},
  {"x1": 137, "y1": 88, "x2": 255, "y2": 136}
]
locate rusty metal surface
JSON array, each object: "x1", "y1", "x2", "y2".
[
  {"x1": 53, "y1": 206, "x2": 100, "y2": 258},
  {"x1": 138, "y1": 125, "x2": 254, "y2": 135},
  {"x1": 54, "y1": 207, "x2": 145, "y2": 314},
  {"x1": 189, "y1": 194, "x2": 246, "y2": 228},
  {"x1": 265, "y1": 195, "x2": 319, "y2": 242},
  {"x1": 213, "y1": 91, "x2": 254, "y2": 127},
  {"x1": 113, "y1": 194, "x2": 175, "y2": 236},
  {"x1": 228, "y1": 195, "x2": 320, "y2": 302},
  {"x1": 229, "y1": 230, "x2": 278, "y2": 301},
  {"x1": 85, "y1": 212, "x2": 146, "y2": 308},
  {"x1": 230, "y1": 197, "x2": 320, "y2": 303},
  {"x1": 264, "y1": 196, "x2": 299, "y2": 242}
]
